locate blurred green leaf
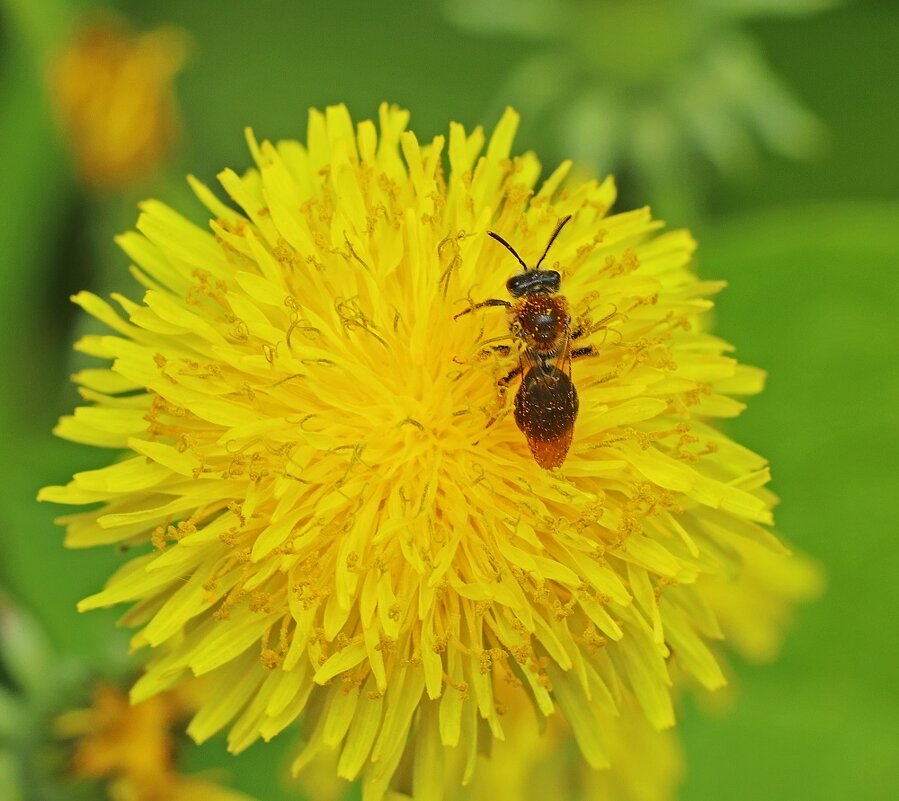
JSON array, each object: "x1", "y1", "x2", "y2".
[
  {"x1": 0, "y1": 687, "x2": 24, "y2": 740},
  {"x1": 0, "y1": 19, "x2": 70, "y2": 437},
  {"x1": 0, "y1": 600, "x2": 54, "y2": 699},
  {"x1": 0, "y1": 751, "x2": 25, "y2": 801}
]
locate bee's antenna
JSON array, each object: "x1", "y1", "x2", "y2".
[
  {"x1": 487, "y1": 231, "x2": 528, "y2": 272},
  {"x1": 534, "y1": 214, "x2": 572, "y2": 271}
]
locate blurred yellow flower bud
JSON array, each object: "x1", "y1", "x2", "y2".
[{"x1": 50, "y1": 18, "x2": 188, "y2": 191}]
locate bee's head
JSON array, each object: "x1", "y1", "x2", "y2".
[{"x1": 506, "y1": 270, "x2": 561, "y2": 298}]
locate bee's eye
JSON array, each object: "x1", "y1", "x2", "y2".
[{"x1": 506, "y1": 275, "x2": 527, "y2": 297}]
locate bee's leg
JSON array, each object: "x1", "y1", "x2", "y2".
[
  {"x1": 479, "y1": 343, "x2": 511, "y2": 359},
  {"x1": 571, "y1": 305, "x2": 623, "y2": 342},
  {"x1": 454, "y1": 298, "x2": 512, "y2": 320},
  {"x1": 571, "y1": 345, "x2": 597, "y2": 360},
  {"x1": 452, "y1": 343, "x2": 513, "y2": 367},
  {"x1": 484, "y1": 364, "x2": 522, "y2": 429},
  {"x1": 498, "y1": 363, "x2": 522, "y2": 387}
]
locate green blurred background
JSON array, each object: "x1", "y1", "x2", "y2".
[{"x1": 1, "y1": 0, "x2": 897, "y2": 799}]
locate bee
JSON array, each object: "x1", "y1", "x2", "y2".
[{"x1": 456, "y1": 215, "x2": 594, "y2": 468}]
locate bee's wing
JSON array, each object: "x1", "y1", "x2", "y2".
[
  {"x1": 514, "y1": 350, "x2": 578, "y2": 470},
  {"x1": 553, "y1": 329, "x2": 573, "y2": 377},
  {"x1": 518, "y1": 329, "x2": 572, "y2": 378}
]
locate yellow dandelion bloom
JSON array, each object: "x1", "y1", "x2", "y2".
[
  {"x1": 41, "y1": 104, "x2": 813, "y2": 799},
  {"x1": 50, "y1": 17, "x2": 187, "y2": 190},
  {"x1": 701, "y1": 531, "x2": 823, "y2": 666},
  {"x1": 297, "y1": 686, "x2": 681, "y2": 801},
  {"x1": 463, "y1": 692, "x2": 682, "y2": 801},
  {"x1": 57, "y1": 683, "x2": 255, "y2": 801}
]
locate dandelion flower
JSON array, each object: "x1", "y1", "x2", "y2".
[
  {"x1": 57, "y1": 683, "x2": 256, "y2": 801},
  {"x1": 0, "y1": 596, "x2": 252, "y2": 801},
  {"x1": 296, "y1": 686, "x2": 682, "y2": 801},
  {"x1": 42, "y1": 103, "x2": 813, "y2": 798},
  {"x1": 50, "y1": 17, "x2": 188, "y2": 190},
  {"x1": 462, "y1": 691, "x2": 682, "y2": 801},
  {"x1": 699, "y1": 529, "x2": 823, "y2": 665}
]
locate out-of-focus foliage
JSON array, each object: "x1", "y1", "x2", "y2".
[
  {"x1": 0, "y1": 597, "x2": 255, "y2": 801},
  {"x1": 0, "y1": 596, "x2": 93, "y2": 801},
  {"x1": 1, "y1": 1, "x2": 897, "y2": 800},
  {"x1": 683, "y1": 200, "x2": 899, "y2": 801},
  {"x1": 444, "y1": 0, "x2": 832, "y2": 221}
]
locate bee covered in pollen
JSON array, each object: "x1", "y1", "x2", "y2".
[{"x1": 456, "y1": 215, "x2": 597, "y2": 469}]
